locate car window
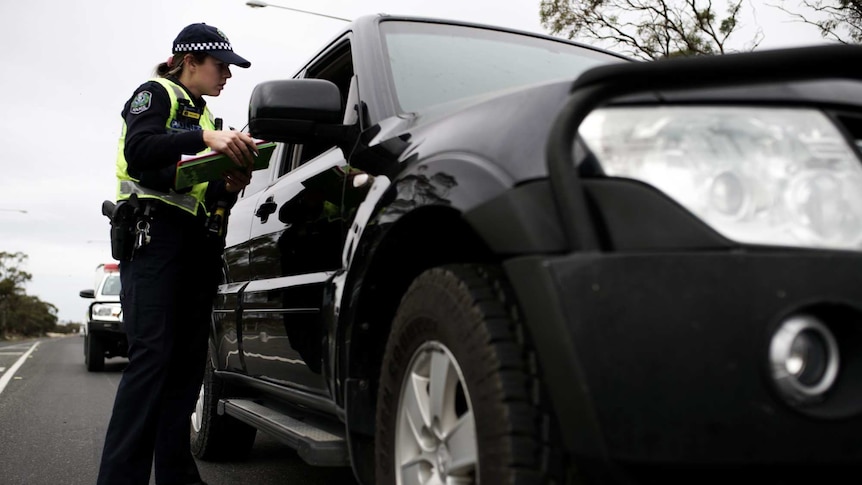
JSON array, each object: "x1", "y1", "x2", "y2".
[
  {"x1": 100, "y1": 273, "x2": 121, "y2": 297},
  {"x1": 379, "y1": 21, "x2": 622, "y2": 113},
  {"x1": 281, "y1": 40, "x2": 354, "y2": 176}
]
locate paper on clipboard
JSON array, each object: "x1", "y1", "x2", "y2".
[{"x1": 175, "y1": 140, "x2": 277, "y2": 190}]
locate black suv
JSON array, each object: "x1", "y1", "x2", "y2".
[{"x1": 190, "y1": 14, "x2": 862, "y2": 484}]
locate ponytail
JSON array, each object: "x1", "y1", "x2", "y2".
[{"x1": 154, "y1": 52, "x2": 207, "y2": 77}]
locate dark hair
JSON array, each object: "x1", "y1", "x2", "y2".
[{"x1": 155, "y1": 52, "x2": 208, "y2": 77}]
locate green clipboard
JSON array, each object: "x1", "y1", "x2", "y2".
[{"x1": 175, "y1": 141, "x2": 277, "y2": 190}]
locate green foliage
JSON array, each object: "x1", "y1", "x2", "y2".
[
  {"x1": 719, "y1": 1, "x2": 741, "y2": 35},
  {"x1": 0, "y1": 251, "x2": 31, "y2": 290},
  {"x1": 0, "y1": 251, "x2": 57, "y2": 339},
  {"x1": 8, "y1": 295, "x2": 57, "y2": 337}
]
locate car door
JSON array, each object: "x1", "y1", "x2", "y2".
[
  {"x1": 240, "y1": 39, "x2": 361, "y2": 395},
  {"x1": 214, "y1": 143, "x2": 286, "y2": 372}
]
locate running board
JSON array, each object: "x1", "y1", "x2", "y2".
[{"x1": 218, "y1": 398, "x2": 349, "y2": 467}]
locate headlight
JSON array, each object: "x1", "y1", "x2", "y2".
[
  {"x1": 579, "y1": 107, "x2": 862, "y2": 250},
  {"x1": 91, "y1": 303, "x2": 122, "y2": 322}
]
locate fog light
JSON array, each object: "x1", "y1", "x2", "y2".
[{"x1": 770, "y1": 315, "x2": 839, "y2": 404}]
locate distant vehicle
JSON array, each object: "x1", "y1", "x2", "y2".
[{"x1": 79, "y1": 263, "x2": 126, "y2": 371}]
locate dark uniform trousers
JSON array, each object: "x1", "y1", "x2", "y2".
[{"x1": 97, "y1": 202, "x2": 221, "y2": 485}]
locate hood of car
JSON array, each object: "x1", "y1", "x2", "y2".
[
  {"x1": 371, "y1": 78, "x2": 576, "y2": 183},
  {"x1": 370, "y1": 77, "x2": 862, "y2": 186}
]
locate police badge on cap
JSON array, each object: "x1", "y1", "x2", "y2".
[{"x1": 172, "y1": 23, "x2": 251, "y2": 68}]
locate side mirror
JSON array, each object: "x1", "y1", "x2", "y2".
[
  {"x1": 249, "y1": 79, "x2": 345, "y2": 144},
  {"x1": 79, "y1": 289, "x2": 95, "y2": 299}
]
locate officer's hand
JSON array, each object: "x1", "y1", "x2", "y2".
[
  {"x1": 203, "y1": 130, "x2": 258, "y2": 170},
  {"x1": 223, "y1": 168, "x2": 252, "y2": 193}
]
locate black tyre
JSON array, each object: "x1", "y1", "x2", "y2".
[
  {"x1": 85, "y1": 332, "x2": 105, "y2": 372},
  {"x1": 190, "y1": 348, "x2": 257, "y2": 461},
  {"x1": 375, "y1": 265, "x2": 560, "y2": 485}
]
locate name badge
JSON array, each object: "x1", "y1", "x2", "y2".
[{"x1": 181, "y1": 109, "x2": 201, "y2": 120}]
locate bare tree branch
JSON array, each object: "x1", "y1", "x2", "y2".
[
  {"x1": 539, "y1": 0, "x2": 750, "y2": 59},
  {"x1": 767, "y1": 1, "x2": 862, "y2": 43}
]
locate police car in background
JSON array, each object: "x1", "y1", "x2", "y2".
[{"x1": 78, "y1": 263, "x2": 126, "y2": 371}]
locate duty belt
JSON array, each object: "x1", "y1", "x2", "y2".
[{"x1": 118, "y1": 180, "x2": 199, "y2": 214}]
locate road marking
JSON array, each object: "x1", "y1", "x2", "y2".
[
  {"x1": 0, "y1": 367, "x2": 5, "y2": 373},
  {"x1": 0, "y1": 342, "x2": 40, "y2": 396},
  {"x1": 1, "y1": 344, "x2": 33, "y2": 350},
  {"x1": 0, "y1": 352, "x2": 24, "y2": 356}
]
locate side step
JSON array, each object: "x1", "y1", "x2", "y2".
[{"x1": 218, "y1": 398, "x2": 349, "y2": 467}]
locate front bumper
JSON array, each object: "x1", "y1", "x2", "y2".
[
  {"x1": 505, "y1": 250, "x2": 862, "y2": 479},
  {"x1": 87, "y1": 319, "x2": 125, "y2": 335}
]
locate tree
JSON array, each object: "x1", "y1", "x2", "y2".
[
  {"x1": 772, "y1": 0, "x2": 862, "y2": 43},
  {"x1": 0, "y1": 252, "x2": 30, "y2": 338},
  {"x1": 0, "y1": 251, "x2": 57, "y2": 338},
  {"x1": 539, "y1": 0, "x2": 756, "y2": 60},
  {"x1": 0, "y1": 251, "x2": 31, "y2": 290},
  {"x1": 10, "y1": 295, "x2": 57, "y2": 337}
]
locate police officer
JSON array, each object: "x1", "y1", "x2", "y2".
[{"x1": 97, "y1": 23, "x2": 257, "y2": 485}]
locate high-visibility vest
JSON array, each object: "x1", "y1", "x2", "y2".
[{"x1": 115, "y1": 77, "x2": 215, "y2": 215}]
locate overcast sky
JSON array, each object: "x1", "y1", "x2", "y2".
[{"x1": 0, "y1": 0, "x2": 831, "y2": 323}]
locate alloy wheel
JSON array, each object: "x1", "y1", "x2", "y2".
[
  {"x1": 395, "y1": 341, "x2": 478, "y2": 485},
  {"x1": 191, "y1": 384, "x2": 205, "y2": 433}
]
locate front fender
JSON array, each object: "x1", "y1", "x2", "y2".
[
  {"x1": 343, "y1": 151, "x2": 514, "y2": 272},
  {"x1": 332, "y1": 151, "x2": 514, "y2": 425}
]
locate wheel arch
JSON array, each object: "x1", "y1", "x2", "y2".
[{"x1": 338, "y1": 204, "x2": 497, "y2": 418}]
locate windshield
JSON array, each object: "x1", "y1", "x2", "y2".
[
  {"x1": 100, "y1": 273, "x2": 121, "y2": 297},
  {"x1": 380, "y1": 21, "x2": 623, "y2": 113}
]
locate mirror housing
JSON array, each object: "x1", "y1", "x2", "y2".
[
  {"x1": 79, "y1": 289, "x2": 95, "y2": 299},
  {"x1": 249, "y1": 79, "x2": 346, "y2": 144}
]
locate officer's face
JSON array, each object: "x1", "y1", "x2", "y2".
[{"x1": 190, "y1": 56, "x2": 232, "y2": 97}]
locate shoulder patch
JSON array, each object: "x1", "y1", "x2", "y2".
[{"x1": 130, "y1": 91, "x2": 152, "y2": 115}]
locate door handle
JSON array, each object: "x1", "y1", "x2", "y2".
[{"x1": 255, "y1": 197, "x2": 277, "y2": 222}]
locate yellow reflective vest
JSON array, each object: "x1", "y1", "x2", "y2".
[{"x1": 115, "y1": 77, "x2": 215, "y2": 216}]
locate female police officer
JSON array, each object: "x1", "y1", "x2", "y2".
[{"x1": 97, "y1": 23, "x2": 257, "y2": 485}]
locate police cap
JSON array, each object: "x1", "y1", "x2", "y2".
[{"x1": 172, "y1": 23, "x2": 251, "y2": 68}]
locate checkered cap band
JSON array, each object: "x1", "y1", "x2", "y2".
[{"x1": 174, "y1": 41, "x2": 233, "y2": 53}]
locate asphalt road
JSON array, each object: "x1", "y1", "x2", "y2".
[{"x1": 0, "y1": 336, "x2": 359, "y2": 485}]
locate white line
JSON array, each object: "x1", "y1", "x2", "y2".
[
  {"x1": 0, "y1": 352, "x2": 24, "y2": 356},
  {"x1": 0, "y1": 367, "x2": 5, "y2": 373},
  {"x1": 0, "y1": 342, "x2": 40, "y2": 396}
]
